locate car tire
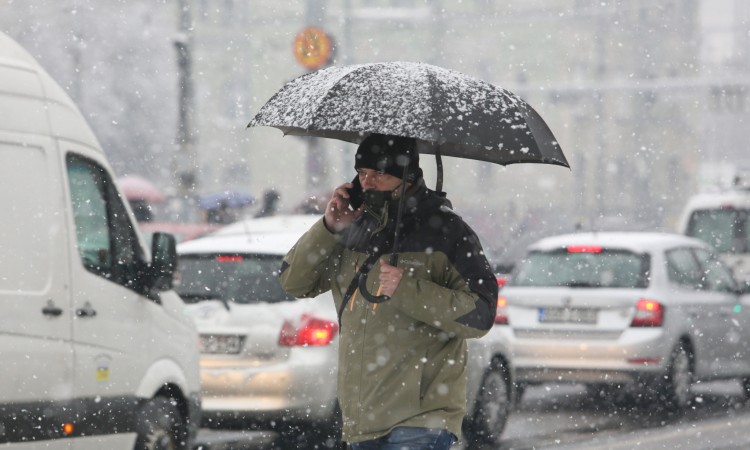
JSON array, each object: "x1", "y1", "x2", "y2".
[
  {"x1": 742, "y1": 378, "x2": 750, "y2": 399},
  {"x1": 133, "y1": 396, "x2": 187, "y2": 450},
  {"x1": 514, "y1": 382, "x2": 526, "y2": 404},
  {"x1": 463, "y1": 358, "x2": 512, "y2": 446},
  {"x1": 661, "y1": 342, "x2": 693, "y2": 410}
]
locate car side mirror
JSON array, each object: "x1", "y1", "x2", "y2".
[{"x1": 150, "y1": 232, "x2": 177, "y2": 291}]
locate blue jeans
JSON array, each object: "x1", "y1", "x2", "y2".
[{"x1": 350, "y1": 427, "x2": 456, "y2": 450}]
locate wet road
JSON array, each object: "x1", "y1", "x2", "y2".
[
  {"x1": 491, "y1": 381, "x2": 750, "y2": 450},
  {"x1": 194, "y1": 380, "x2": 750, "y2": 449}
]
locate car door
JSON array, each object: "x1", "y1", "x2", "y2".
[
  {"x1": 665, "y1": 247, "x2": 729, "y2": 378},
  {"x1": 0, "y1": 140, "x2": 73, "y2": 448},
  {"x1": 691, "y1": 247, "x2": 747, "y2": 376},
  {"x1": 65, "y1": 150, "x2": 157, "y2": 443}
]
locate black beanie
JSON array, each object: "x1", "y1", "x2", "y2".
[{"x1": 354, "y1": 134, "x2": 421, "y2": 182}]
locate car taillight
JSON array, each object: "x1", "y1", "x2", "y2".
[
  {"x1": 567, "y1": 245, "x2": 602, "y2": 253},
  {"x1": 497, "y1": 277, "x2": 507, "y2": 288},
  {"x1": 279, "y1": 314, "x2": 339, "y2": 347},
  {"x1": 630, "y1": 298, "x2": 664, "y2": 327},
  {"x1": 495, "y1": 296, "x2": 509, "y2": 325}
]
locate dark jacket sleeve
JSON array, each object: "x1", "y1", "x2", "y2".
[
  {"x1": 393, "y1": 219, "x2": 498, "y2": 339},
  {"x1": 279, "y1": 218, "x2": 339, "y2": 298}
]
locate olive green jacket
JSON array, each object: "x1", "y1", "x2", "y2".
[{"x1": 279, "y1": 182, "x2": 497, "y2": 443}]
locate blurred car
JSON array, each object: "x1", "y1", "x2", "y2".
[
  {"x1": 175, "y1": 217, "x2": 340, "y2": 447},
  {"x1": 139, "y1": 221, "x2": 221, "y2": 244},
  {"x1": 175, "y1": 215, "x2": 514, "y2": 447},
  {"x1": 677, "y1": 188, "x2": 750, "y2": 285},
  {"x1": 497, "y1": 232, "x2": 750, "y2": 410}
]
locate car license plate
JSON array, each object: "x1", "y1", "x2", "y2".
[
  {"x1": 199, "y1": 334, "x2": 245, "y2": 354},
  {"x1": 538, "y1": 307, "x2": 597, "y2": 324}
]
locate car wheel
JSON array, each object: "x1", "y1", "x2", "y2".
[
  {"x1": 134, "y1": 397, "x2": 187, "y2": 450},
  {"x1": 514, "y1": 382, "x2": 526, "y2": 404},
  {"x1": 463, "y1": 358, "x2": 511, "y2": 446},
  {"x1": 662, "y1": 343, "x2": 693, "y2": 410},
  {"x1": 742, "y1": 378, "x2": 750, "y2": 399}
]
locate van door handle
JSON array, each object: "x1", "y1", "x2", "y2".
[
  {"x1": 76, "y1": 302, "x2": 97, "y2": 318},
  {"x1": 42, "y1": 300, "x2": 63, "y2": 317}
]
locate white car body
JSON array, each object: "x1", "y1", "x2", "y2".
[
  {"x1": 498, "y1": 232, "x2": 750, "y2": 406},
  {"x1": 177, "y1": 219, "x2": 340, "y2": 428},
  {"x1": 0, "y1": 31, "x2": 201, "y2": 449}
]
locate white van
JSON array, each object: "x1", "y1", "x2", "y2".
[
  {"x1": 677, "y1": 185, "x2": 750, "y2": 285},
  {"x1": 0, "y1": 31, "x2": 201, "y2": 449}
]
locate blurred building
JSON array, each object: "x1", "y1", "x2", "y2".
[{"x1": 2, "y1": 0, "x2": 749, "y2": 257}]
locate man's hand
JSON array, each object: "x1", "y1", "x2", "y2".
[
  {"x1": 323, "y1": 182, "x2": 363, "y2": 232},
  {"x1": 378, "y1": 259, "x2": 404, "y2": 297}
]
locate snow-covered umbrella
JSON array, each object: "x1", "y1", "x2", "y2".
[
  {"x1": 248, "y1": 61, "x2": 570, "y2": 303},
  {"x1": 248, "y1": 61, "x2": 569, "y2": 191},
  {"x1": 198, "y1": 191, "x2": 254, "y2": 210}
]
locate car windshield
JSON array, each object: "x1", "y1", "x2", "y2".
[
  {"x1": 686, "y1": 208, "x2": 749, "y2": 254},
  {"x1": 509, "y1": 248, "x2": 650, "y2": 288},
  {"x1": 175, "y1": 253, "x2": 295, "y2": 304}
]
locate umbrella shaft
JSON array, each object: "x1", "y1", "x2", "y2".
[{"x1": 389, "y1": 162, "x2": 410, "y2": 266}]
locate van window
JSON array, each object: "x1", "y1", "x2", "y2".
[
  {"x1": 66, "y1": 155, "x2": 145, "y2": 288},
  {"x1": 687, "y1": 209, "x2": 749, "y2": 254}
]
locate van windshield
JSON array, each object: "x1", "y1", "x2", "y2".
[
  {"x1": 175, "y1": 253, "x2": 295, "y2": 304},
  {"x1": 687, "y1": 209, "x2": 749, "y2": 254},
  {"x1": 508, "y1": 249, "x2": 650, "y2": 288}
]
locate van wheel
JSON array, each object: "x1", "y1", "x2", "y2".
[
  {"x1": 662, "y1": 343, "x2": 693, "y2": 410},
  {"x1": 463, "y1": 358, "x2": 511, "y2": 446},
  {"x1": 134, "y1": 397, "x2": 187, "y2": 450}
]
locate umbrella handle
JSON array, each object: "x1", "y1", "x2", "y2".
[
  {"x1": 357, "y1": 272, "x2": 391, "y2": 303},
  {"x1": 357, "y1": 253, "x2": 398, "y2": 304}
]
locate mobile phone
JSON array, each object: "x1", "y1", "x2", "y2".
[{"x1": 346, "y1": 176, "x2": 364, "y2": 209}]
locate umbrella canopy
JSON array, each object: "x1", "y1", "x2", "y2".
[
  {"x1": 198, "y1": 191, "x2": 254, "y2": 210},
  {"x1": 116, "y1": 175, "x2": 166, "y2": 203},
  {"x1": 248, "y1": 61, "x2": 569, "y2": 170}
]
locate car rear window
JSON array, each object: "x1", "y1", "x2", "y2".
[
  {"x1": 175, "y1": 253, "x2": 294, "y2": 304},
  {"x1": 686, "y1": 208, "x2": 749, "y2": 254},
  {"x1": 509, "y1": 248, "x2": 650, "y2": 288}
]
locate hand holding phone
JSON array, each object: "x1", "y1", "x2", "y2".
[{"x1": 324, "y1": 177, "x2": 363, "y2": 232}]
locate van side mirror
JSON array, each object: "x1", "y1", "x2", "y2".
[
  {"x1": 150, "y1": 232, "x2": 177, "y2": 291},
  {"x1": 494, "y1": 262, "x2": 514, "y2": 275}
]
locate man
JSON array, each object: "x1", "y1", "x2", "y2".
[{"x1": 279, "y1": 133, "x2": 498, "y2": 450}]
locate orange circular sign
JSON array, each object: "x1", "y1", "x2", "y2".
[{"x1": 293, "y1": 27, "x2": 333, "y2": 70}]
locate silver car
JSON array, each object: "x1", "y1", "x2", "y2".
[
  {"x1": 176, "y1": 215, "x2": 514, "y2": 447},
  {"x1": 497, "y1": 232, "x2": 750, "y2": 409}
]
